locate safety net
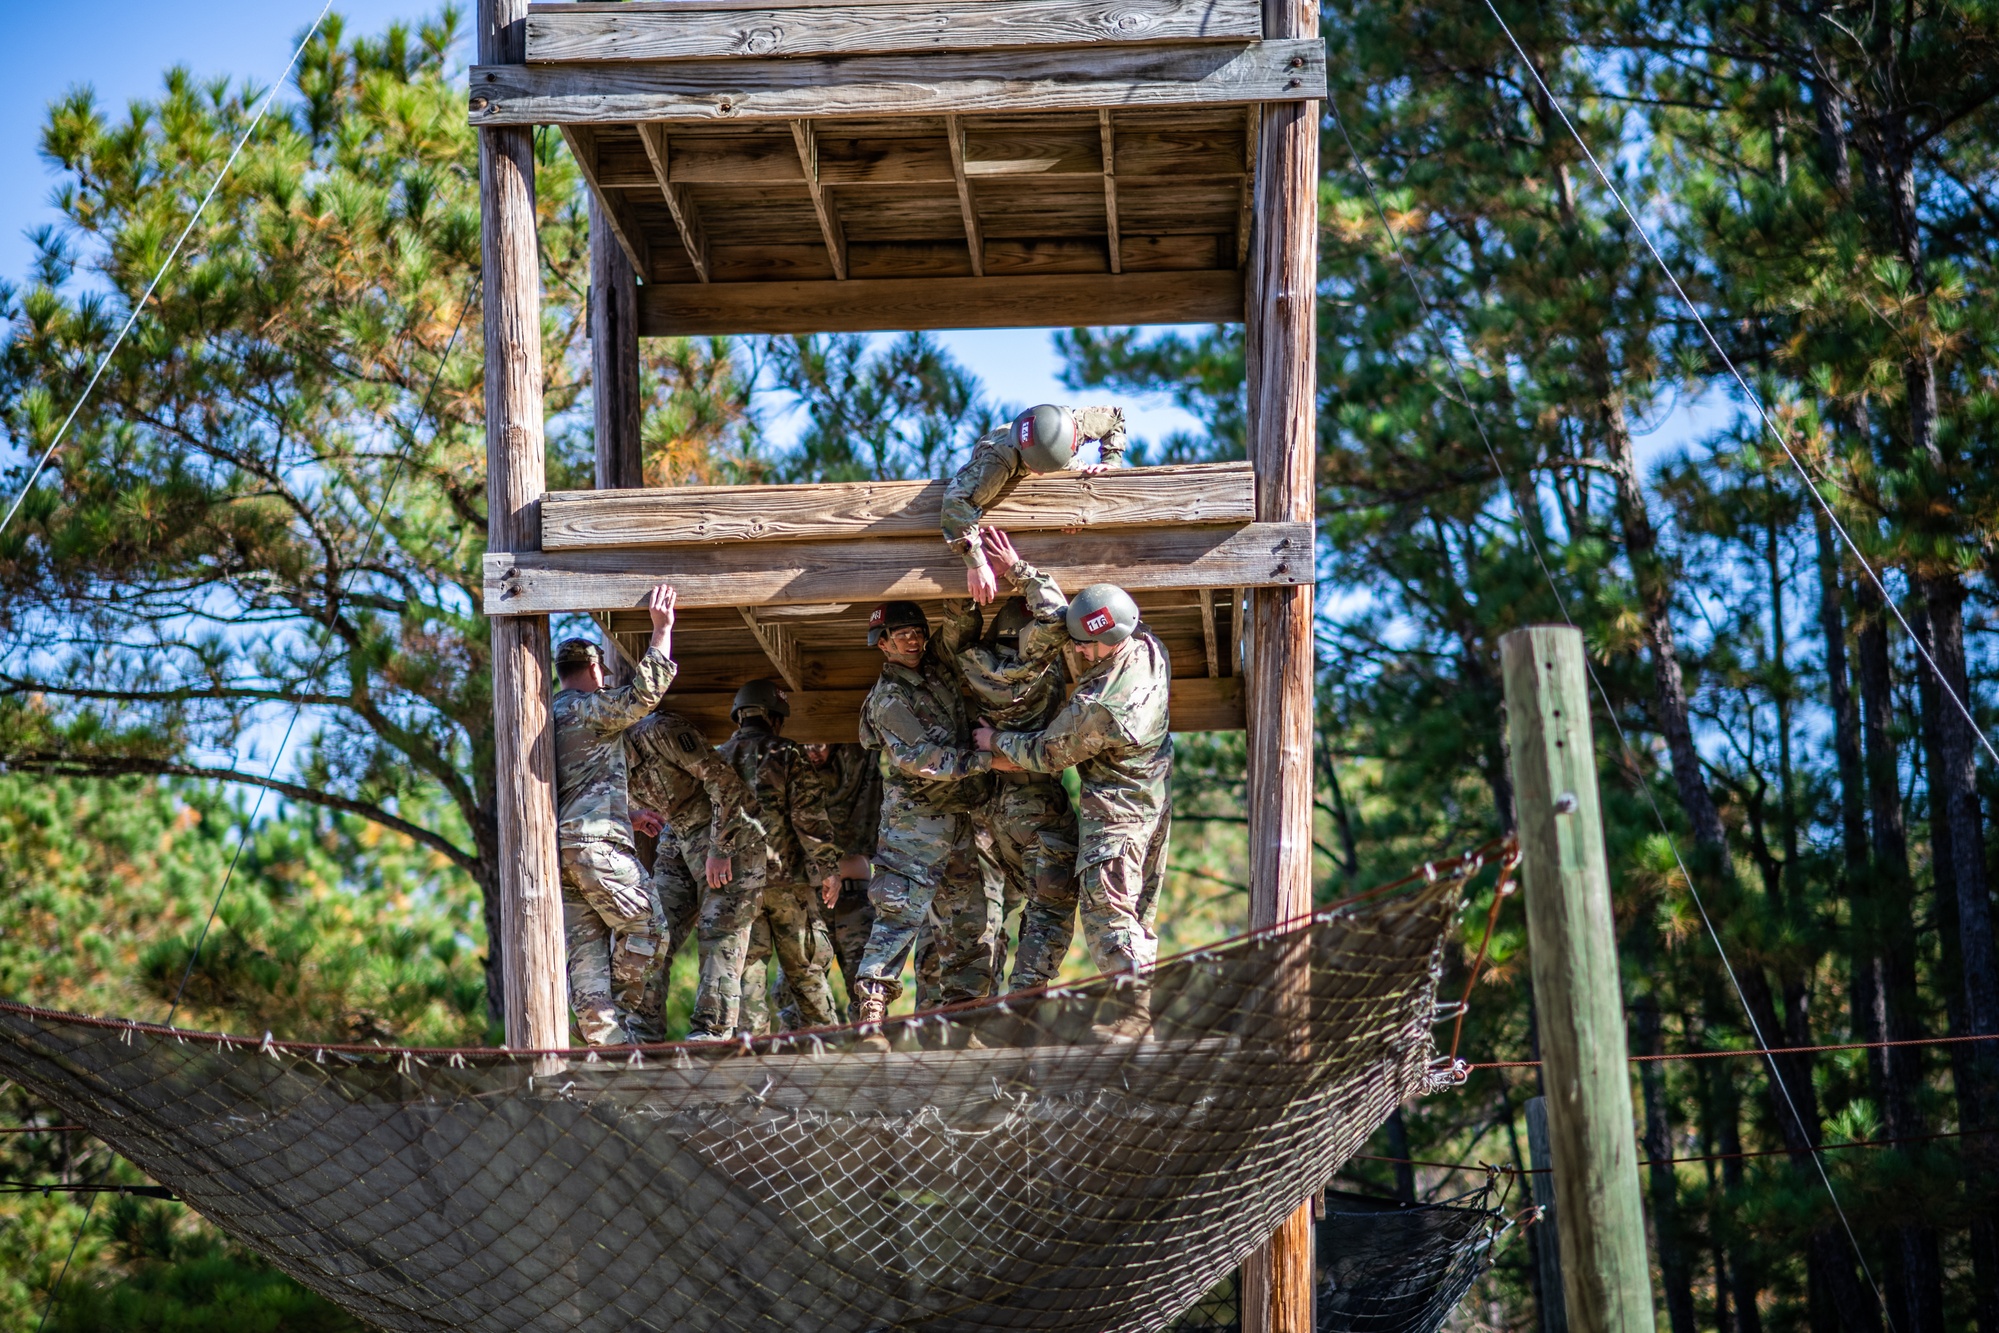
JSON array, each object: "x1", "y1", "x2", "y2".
[
  {"x1": 0, "y1": 857, "x2": 1477, "y2": 1333},
  {"x1": 1315, "y1": 1185, "x2": 1507, "y2": 1333}
]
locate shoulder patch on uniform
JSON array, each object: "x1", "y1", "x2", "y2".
[{"x1": 675, "y1": 730, "x2": 700, "y2": 754}]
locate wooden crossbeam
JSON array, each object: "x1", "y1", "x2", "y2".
[
  {"x1": 524, "y1": 0, "x2": 1265, "y2": 63},
  {"x1": 560, "y1": 126, "x2": 652, "y2": 278},
  {"x1": 469, "y1": 40, "x2": 1328, "y2": 125},
  {"x1": 542, "y1": 462, "x2": 1254, "y2": 548},
  {"x1": 738, "y1": 607, "x2": 808, "y2": 691},
  {"x1": 659, "y1": 676, "x2": 1245, "y2": 743},
  {"x1": 945, "y1": 115, "x2": 985, "y2": 277},
  {"x1": 637, "y1": 124, "x2": 712, "y2": 282},
  {"x1": 790, "y1": 120, "x2": 850, "y2": 279},
  {"x1": 635, "y1": 269, "x2": 1242, "y2": 335},
  {"x1": 485, "y1": 522, "x2": 1312, "y2": 615}
]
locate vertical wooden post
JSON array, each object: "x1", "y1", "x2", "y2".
[
  {"x1": 590, "y1": 197, "x2": 644, "y2": 495},
  {"x1": 1525, "y1": 1095, "x2": 1571, "y2": 1333},
  {"x1": 481, "y1": 0, "x2": 568, "y2": 1054},
  {"x1": 1500, "y1": 627, "x2": 1654, "y2": 1333},
  {"x1": 1240, "y1": 0, "x2": 1319, "y2": 1322}
]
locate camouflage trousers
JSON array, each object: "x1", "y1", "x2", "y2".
[
  {"x1": 560, "y1": 840, "x2": 667, "y2": 1045},
  {"x1": 856, "y1": 791, "x2": 1001, "y2": 1007},
  {"x1": 980, "y1": 773, "x2": 1079, "y2": 991},
  {"x1": 828, "y1": 878, "x2": 874, "y2": 996},
  {"x1": 738, "y1": 880, "x2": 839, "y2": 1033},
  {"x1": 1077, "y1": 804, "x2": 1171, "y2": 974},
  {"x1": 651, "y1": 827, "x2": 767, "y2": 1037}
]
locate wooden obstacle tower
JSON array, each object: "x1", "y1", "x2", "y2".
[{"x1": 475, "y1": 0, "x2": 1325, "y2": 1324}]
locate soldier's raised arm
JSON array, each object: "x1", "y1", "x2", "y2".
[{"x1": 558, "y1": 583, "x2": 680, "y2": 734}]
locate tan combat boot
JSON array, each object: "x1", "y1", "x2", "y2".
[{"x1": 854, "y1": 981, "x2": 892, "y2": 1053}]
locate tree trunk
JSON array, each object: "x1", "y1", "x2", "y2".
[{"x1": 1633, "y1": 974, "x2": 1697, "y2": 1333}]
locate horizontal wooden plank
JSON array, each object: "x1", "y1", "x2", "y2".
[
  {"x1": 526, "y1": 0, "x2": 1261, "y2": 62},
  {"x1": 543, "y1": 462, "x2": 1253, "y2": 549},
  {"x1": 485, "y1": 522, "x2": 1313, "y2": 614},
  {"x1": 657, "y1": 674, "x2": 1243, "y2": 743},
  {"x1": 635, "y1": 268, "x2": 1241, "y2": 334},
  {"x1": 469, "y1": 40, "x2": 1326, "y2": 125}
]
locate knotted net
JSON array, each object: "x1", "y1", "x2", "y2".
[
  {"x1": 1315, "y1": 1185, "x2": 1507, "y2": 1333},
  {"x1": 0, "y1": 860, "x2": 1474, "y2": 1333}
]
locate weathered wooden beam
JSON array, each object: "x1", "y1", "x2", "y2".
[
  {"x1": 738, "y1": 607, "x2": 808, "y2": 691},
  {"x1": 790, "y1": 120, "x2": 850, "y2": 280},
  {"x1": 469, "y1": 39, "x2": 1327, "y2": 125},
  {"x1": 560, "y1": 125, "x2": 651, "y2": 279},
  {"x1": 636, "y1": 124, "x2": 712, "y2": 282},
  {"x1": 482, "y1": 0, "x2": 570, "y2": 1059},
  {"x1": 542, "y1": 461, "x2": 1253, "y2": 548},
  {"x1": 945, "y1": 115, "x2": 986, "y2": 277},
  {"x1": 662, "y1": 675, "x2": 1244, "y2": 744},
  {"x1": 1236, "y1": 109, "x2": 1258, "y2": 268},
  {"x1": 1199, "y1": 587, "x2": 1220, "y2": 677},
  {"x1": 525, "y1": 0, "x2": 1264, "y2": 62},
  {"x1": 1502, "y1": 626, "x2": 1656, "y2": 1333},
  {"x1": 635, "y1": 268, "x2": 1241, "y2": 335},
  {"x1": 485, "y1": 521, "x2": 1312, "y2": 614},
  {"x1": 1099, "y1": 110, "x2": 1122, "y2": 273}
]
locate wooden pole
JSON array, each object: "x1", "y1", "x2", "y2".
[
  {"x1": 482, "y1": 0, "x2": 568, "y2": 1054},
  {"x1": 1500, "y1": 627, "x2": 1654, "y2": 1333},
  {"x1": 590, "y1": 197, "x2": 644, "y2": 494},
  {"x1": 1240, "y1": 0, "x2": 1319, "y2": 1320}
]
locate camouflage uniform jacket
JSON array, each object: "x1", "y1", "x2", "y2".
[
  {"x1": 859, "y1": 644, "x2": 994, "y2": 814},
  {"x1": 936, "y1": 599, "x2": 1069, "y2": 732},
  {"x1": 938, "y1": 406, "x2": 1128, "y2": 567},
  {"x1": 552, "y1": 646, "x2": 677, "y2": 849},
  {"x1": 994, "y1": 561, "x2": 1172, "y2": 857},
  {"x1": 816, "y1": 743, "x2": 885, "y2": 859},
  {"x1": 719, "y1": 718, "x2": 844, "y2": 886},
  {"x1": 625, "y1": 711, "x2": 764, "y2": 858}
]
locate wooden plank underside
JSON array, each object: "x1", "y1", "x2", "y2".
[
  {"x1": 484, "y1": 521, "x2": 1313, "y2": 614},
  {"x1": 526, "y1": 0, "x2": 1262, "y2": 62},
  {"x1": 660, "y1": 675, "x2": 1244, "y2": 742},
  {"x1": 468, "y1": 39, "x2": 1326, "y2": 125},
  {"x1": 542, "y1": 462, "x2": 1253, "y2": 549},
  {"x1": 637, "y1": 269, "x2": 1241, "y2": 335}
]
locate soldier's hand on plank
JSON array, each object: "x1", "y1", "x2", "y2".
[
  {"x1": 1075, "y1": 463, "x2": 1109, "y2": 477},
  {"x1": 705, "y1": 852, "x2": 732, "y2": 888},
  {"x1": 631, "y1": 808, "x2": 664, "y2": 838},
  {"x1": 982, "y1": 528, "x2": 1020, "y2": 571},
  {"x1": 820, "y1": 873, "x2": 841, "y2": 909}
]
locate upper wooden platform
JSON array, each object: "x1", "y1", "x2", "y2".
[{"x1": 470, "y1": 0, "x2": 1326, "y2": 332}]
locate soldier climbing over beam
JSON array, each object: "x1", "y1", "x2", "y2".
[
  {"x1": 850, "y1": 601, "x2": 1001, "y2": 1047},
  {"x1": 551, "y1": 584, "x2": 678, "y2": 1046},
  {"x1": 936, "y1": 596, "x2": 1080, "y2": 991},
  {"x1": 625, "y1": 705, "x2": 766, "y2": 1041},
  {"x1": 973, "y1": 530, "x2": 1172, "y2": 1042},
  {"x1": 720, "y1": 680, "x2": 845, "y2": 1033},
  {"x1": 942, "y1": 403, "x2": 1127, "y2": 605}
]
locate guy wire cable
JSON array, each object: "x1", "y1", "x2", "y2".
[
  {"x1": 0, "y1": 0, "x2": 337, "y2": 543},
  {"x1": 1478, "y1": 0, "x2": 1999, "y2": 774},
  {"x1": 1324, "y1": 83, "x2": 1896, "y2": 1329},
  {"x1": 19, "y1": 10, "x2": 339, "y2": 1326}
]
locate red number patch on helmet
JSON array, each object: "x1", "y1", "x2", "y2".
[
  {"x1": 1082, "y1": 608, "x2": 1115, "y2": 636},
  {"x1": 869, "y1": 606, "x2": 885, "y2": 627},
  {"x1": 1017, "y1": 420, "x2": 1033, "y2": 444}
]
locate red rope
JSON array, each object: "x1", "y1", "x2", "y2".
[{"x1": 1448, "y1": 844, "x2": 1519, "y2": 1063}]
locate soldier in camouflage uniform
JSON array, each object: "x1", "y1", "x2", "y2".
[
  {"x1": 625, "y1": 708, "x2": 766, "y2": 1039},
  {"x1": 720, "y1": 680, "x2": 844, "y2": 1031},
  {"x1": 936, "y1": 597, "x2": 1080, "y2": 990},
  {"x1": 850, "y1": 602, "x2": 1000, "y2": 1040},
  {"x1": 974, "y1": 533, "x2": 1171, "y2": 1040},
  {"x1": 941, "y1": 403, "x2": 1127, "y2": 604},
  {"x1": 551, "y1": 584, "x2": 679, "y2": 1046},
  {"x1": 803, "y1": 741, "x2": 882, "y2": 998}
]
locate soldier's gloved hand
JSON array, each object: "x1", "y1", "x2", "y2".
[
  {"x1": 820, "y1": 873, "x2": 841, "y2": 909},
  {"x1": 705, "y1": 853, "x2": 732, "y2": 888},
  {"x1": 631, "y1": 808, "x2": 664, "y2": 838}
]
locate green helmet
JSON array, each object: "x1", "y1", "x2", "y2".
[
  {"x1": 1011, "y1": 405, "x2": 1076, "y2": 474},
  {"x1": 732, "y1": 678, "x2": 790, "y2": 721},
  {"x1": 868, "y1": 600, "x2": 929, "y2": 647},
  {"x1": 986, "y1": 597, "x2": 1034, "y2": 651},
  {"x1": 1065, "y1": 584, "x2": 1141, "y2": 646},
  {"x1": 553, "y1": 638, "x2": 603, "y2": 673}
]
